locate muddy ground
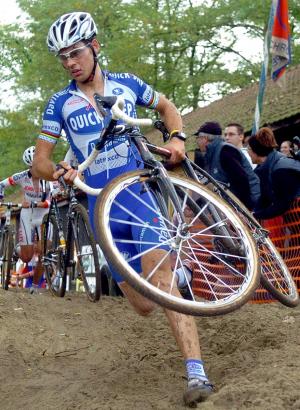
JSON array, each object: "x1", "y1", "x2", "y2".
[{"x1": 0, "y1": 289, "x2": 299, "y2": 410}]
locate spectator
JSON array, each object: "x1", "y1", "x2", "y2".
[
  {"x1": 194, "y1": 121, "x2": 260, "y2": 210},
  {"x1": 280, "y1": 140, "x2": 294, "y2": 158},
  {"x1": 292, "y1": 136, "x2": 300, "y2": 161},
  {"x1": 247, "y1": 127, "x2": 300, "y2": 219},
  {"x1": 224, "y1": 123, "x2": 256, "y2": 168}
]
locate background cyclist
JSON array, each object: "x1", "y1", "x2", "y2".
[
  {"x1": 0, "y1": 146, "x2": 52, "y2": 294},
  {"x1": 32, "y1": 11, "x2": 213, "y2": 405}
]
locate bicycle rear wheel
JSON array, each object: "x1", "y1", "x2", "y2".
[
  {"x1": 0, "y1": 227, "x2": 14, "y2": 290},
  {"x1": 214, "y1": 187, "x2": 299, "y2": 307},
  {"x1": 41, "y1": 214, "x2": 66, "y2": 297},
  {"x1": 71, "y1": 204, "x2": 101, "y2": 302},
  {"x1": 94, "y1": 170, "x2": 259, "y2": 316},
  {"x1": 258, "y1": 237, "x2": 299, "y2": 307}
]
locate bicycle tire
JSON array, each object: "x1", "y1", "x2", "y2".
[
  {"x1": 213, "y1": 186, "x2": 299, "y2": 307},
  {"x1": 41, "y1": 213, "x2": 66, "y2": 297},
  {"x1": 72, "y1": 203, "x2": 101, "y2": 302},
  {"x1": 0, "y1": 227, "x2": 13, "y2": 290},
  {"x1": 256, "y1": 237, "x2": 299, "y2": 307},
  {"x1": 0, "y1": 228, "x2": 6, "y2": 287},
  {"x1": 94, "y1": 170, "x2": 259, "y2": 316}
]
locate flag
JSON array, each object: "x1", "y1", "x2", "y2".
[
  {"x1": 271, "y1": 0, "x2": 291, "y2": 81},
  {"x1": 252, "y1": 0, "x2": 277, "y2": 135}
]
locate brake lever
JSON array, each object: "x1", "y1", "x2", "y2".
[{"x1": 153, "y1": 120, "x2": 170, "y2": 143}]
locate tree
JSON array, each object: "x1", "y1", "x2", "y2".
[{"x1": 0, "y1": 0, "x2": 299, "y2": 178}]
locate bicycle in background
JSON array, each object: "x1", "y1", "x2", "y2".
[
  {"x1": 0, "y1": 202, "x2": 21, "y2": 290},
  {"x1": 41, "y1": 182, "x2": 102, "y2": 302}
]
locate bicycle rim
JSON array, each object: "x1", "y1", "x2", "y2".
[
  {"x1": 94, "y1": 170, "x2": 259, "y2": 316},
  {"x1": 41, "y1": 214, "x2": 66, "y2": 297},
  {"x1": 73, "y1": 204, "x2": 101, "y2": 302},
  {"x1": 259, "y1": 237, "x2": 299, "y2": 307}
]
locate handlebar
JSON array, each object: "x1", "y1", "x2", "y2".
[
  {"x1": 111, "y1": 96, "x2": 153, "y2": 126},
  {"x1": 0, "y1": 202, "x2": 22, "y2": 208}
]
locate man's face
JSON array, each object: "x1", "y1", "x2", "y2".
[
  {"x1": 57, "y1": 39, "x2": 99, "y2": 83},
  {"x1": 224, "y1": 126, "x2": 243, "y2": 148},
  {"x1": 196, "y1": 135, "x2": 208, "y2": 152}
]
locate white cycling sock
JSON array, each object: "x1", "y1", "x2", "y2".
[
  {"x1": 176, "y1": 266, "x2": 192, "y2": 288},
  {"x1": 185, "y1": 359, "x2": 208, "y2": 382}
]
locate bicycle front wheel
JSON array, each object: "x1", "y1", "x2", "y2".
[
  {"x1": 41, "y1": 214, "x2": 66, "y2": 297},
  {"x1": 94, "y1": 170, "x2": 259, "y2": 316},
  {"x1": 71, "y1": 204, "x2": 101, "y2": 302}
]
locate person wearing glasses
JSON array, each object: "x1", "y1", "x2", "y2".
[
  {"x1": 224, "y1": 123, "x2": 256, "y2": 169},
  {"x1": 32, "y1": 12, "x2": 213, "y2": 405}
]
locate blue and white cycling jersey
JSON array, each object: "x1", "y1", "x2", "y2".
[
  {"x1": 39, "y1": 71, "x2": 167, "y2": 282},
  {"x1": 39, "y1": 70, "x2": 160, "y2": 190}
]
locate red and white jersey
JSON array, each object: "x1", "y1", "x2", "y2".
[{"x1": 0, "y1": 169, "x2": 51, "y2": 204}]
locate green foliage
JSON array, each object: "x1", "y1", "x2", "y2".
[{"x1": 0, "y1": 0, "x2": 299, "y2": 178}]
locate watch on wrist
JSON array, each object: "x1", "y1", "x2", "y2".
[{"x1": 170, "y1": 131, "x2": 187, "y2": 142}]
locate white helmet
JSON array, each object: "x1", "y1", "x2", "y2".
[
  {"x1": 47, "y1": 12, "x2": 97, "y2": 54},
  {"x1": 23, "y1": 146, "x2": 35, "y2": 166}
]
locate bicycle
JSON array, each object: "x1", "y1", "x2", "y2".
[
  {"x1": 67, "y1": 94, "x2": 261, "y2": 316},
  {"x1": 41, "y1": 183, "x2": 102, "y2": 302},
  {"x1": 0, "y1": 202, "x2": 21, "y2": 290}
]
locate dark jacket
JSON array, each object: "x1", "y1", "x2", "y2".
[
  {"x1": 198, "y1": 138, "x2": 260, "y2": 210},
  {"x1": 254, "y1": 150, "x2": 300, "y2": 219}
]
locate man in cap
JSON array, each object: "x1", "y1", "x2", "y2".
[{"x1": 194, "y1": 121, "x2": 260, "y2": 210}]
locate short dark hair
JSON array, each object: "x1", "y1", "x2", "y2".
[{"x1": 226, "y1": 123, "x2": 244, "y2": 135}]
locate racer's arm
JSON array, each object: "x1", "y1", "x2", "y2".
[
  {"x1": 0, "y1": 173, "x2": 21, "y2": 199},
  {"x1": 32, "y1": 139, "x2": 77, "y2": 184},
  {"x1": 0, "y1": 175, "x2": 17, "y2": 188},
  {"x1": 154, "y1": 94, "x2": 185, "y2": 164}
]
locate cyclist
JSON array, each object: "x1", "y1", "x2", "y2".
[
  {"x1": 0, "y1": 146, "x2": 52, "y2": 294},
  {"x1": 32, "y1": 11, "x2": 213, "y2": 405}
]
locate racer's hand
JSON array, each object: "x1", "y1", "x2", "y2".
[
  {"x1": 22, "y1": 201, "x2": 31, "y2": 208},
  {"x1": 163, "y1": 138, "x2": 185, "y2": 164},
  {"x1": 53, "y1": 161, "x2": 78, "y2": 185}
]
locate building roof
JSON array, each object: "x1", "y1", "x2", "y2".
[{"x1": 147, "y1": 64, "x2": 300, "y2": 151}]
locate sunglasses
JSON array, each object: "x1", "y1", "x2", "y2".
[{"x1": 57, "y1": 45, "x2": 89, "y2": 62}]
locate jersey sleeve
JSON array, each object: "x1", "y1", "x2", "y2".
[
  {"x1": 38, "y1": 94, "x2": 64, "y2": 144},
  {"x1": 1, "y1": 171, "x2": 27, "y2": 187},
  {"x1": 0, "y1": 176, "x2": 15, "y2": 188},
  {"x1": 129, "y1": 74, "x2": 160, "y2": 109}
]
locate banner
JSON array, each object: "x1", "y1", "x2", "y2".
[
  {"x1": 271, "y1": 0, "x2": 291, "y2": 81},
  {"x1": 251, "y1": 0, "x2": 277, "y2": 135}
]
